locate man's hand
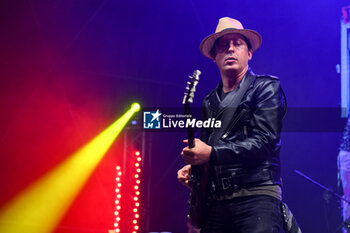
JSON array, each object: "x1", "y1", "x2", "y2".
[
  {"x1": 181, "y1": 138, "x2": 212, "y2": 165},
  {"x1": 177, "y1": 164, "x2": 191, "y2": 189}
]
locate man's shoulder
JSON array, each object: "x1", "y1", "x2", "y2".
[
  {"x1": 203, "y1": 82, "x2": 220, "y2": 101},
  {"x1": 254, "y1": 73, "x2": 279, "y2": 80},
  {"x1": 252, "y1": 73, "x2": 280, "y2": 88}
]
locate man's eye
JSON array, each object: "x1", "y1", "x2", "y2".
[{"x1": 219, "y1": 42, "x2": 229, "y2": 47}]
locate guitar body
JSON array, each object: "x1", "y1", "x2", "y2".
[
  {"x1": 182, "y1": 70, "x2": 209, "y2": 228},
  {"x1": 188, "y1": 163, "x2": 209, "y2": 228}
]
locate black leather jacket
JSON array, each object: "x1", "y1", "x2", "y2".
[{"x1": 200, "y1": 69, "x2": 286, "y2": 195}]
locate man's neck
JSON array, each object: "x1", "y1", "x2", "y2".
[{"x1": 221, "y1": 66, "x2": 248, "y2": 93}]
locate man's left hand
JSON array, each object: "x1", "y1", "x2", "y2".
[{"x1": 181, "y1": 138, "x2": 212, "y2": 165}]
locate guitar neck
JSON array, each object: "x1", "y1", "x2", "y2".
[
  {"x1": 184, "y1": 103, "x2": 195, "y2": 148},
  {"x1": 183, "y1": 69, "x2": 200, "y2": 149},
  {"x1": 187, "y1": 125, "x2": 195, "y2": 149}
]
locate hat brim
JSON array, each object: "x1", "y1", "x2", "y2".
[{"x1": 200, "y1": 28, "x2": 262, "y2": 59}]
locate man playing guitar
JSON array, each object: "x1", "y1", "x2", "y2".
[{"x1": 177, "y1": 17, "x2": 287, "y2": 233}]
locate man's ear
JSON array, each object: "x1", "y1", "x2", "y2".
[{"x1": 248, "y1": 51, "x2": 253, "y2": 60}]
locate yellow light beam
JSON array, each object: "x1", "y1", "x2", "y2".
[{"x1": 0, "y1": 104, "x2": 140, "y2": 233}]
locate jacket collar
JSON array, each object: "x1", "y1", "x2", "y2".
[{"x1": 208, "y1": 68, "x2": 255, "y2": 117}]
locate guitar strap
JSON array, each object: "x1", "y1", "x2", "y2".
[{"x1": 208, "y1": 72, "x2": 255, "y2": 145}]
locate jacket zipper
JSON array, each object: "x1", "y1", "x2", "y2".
[{"x1": 221, "y1": 109, "x2": 247, "y2": 139}]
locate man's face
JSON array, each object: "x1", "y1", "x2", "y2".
[{"x1": 213, "y1": 33, "x2": 252, "y2": 74}]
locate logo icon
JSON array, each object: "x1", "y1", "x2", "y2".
[{"x1": 143, "y1": 109, "x2": 162, "y2": 129}]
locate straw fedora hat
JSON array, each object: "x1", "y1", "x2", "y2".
[{"x1": 200, "y1": 17, "x2": 262, "y2": 59}]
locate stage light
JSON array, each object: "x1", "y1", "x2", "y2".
[
  {"x1": 131, "y1": 103, "x2": 141, "y2": 112},
  {"x1": 0, "y1": 104, "x2": 140, "y2": 233}
]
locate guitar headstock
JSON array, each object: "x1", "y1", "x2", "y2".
[{"x1": 182, "y1": 70, "x2": 201, "y2": 105}]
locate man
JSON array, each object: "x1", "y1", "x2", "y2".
[
  {"x1": 339, "y1": 117, "x2": 350, "y2": 233},
  {"x1": 177, "y1": 17, "x2": 286, "y2": 233}
]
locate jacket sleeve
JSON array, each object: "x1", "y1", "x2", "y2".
[{"x1": 210, "y1": 78, "x2": 285, "y2": 165}]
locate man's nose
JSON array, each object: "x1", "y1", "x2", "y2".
[{"x1": 227, "y1": 41, "x2": 235, "y2": 52}]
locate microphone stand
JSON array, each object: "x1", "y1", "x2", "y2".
[{"x1": 294, "y1": 170, "x2": 350, "y2": 233}]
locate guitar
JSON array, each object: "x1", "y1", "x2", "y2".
[{"x1": 182, "y1": 70, "x2": 208, "y2": 228}]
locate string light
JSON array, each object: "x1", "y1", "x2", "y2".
[
  {"x1": 114, "y1": 165, "x2": 122, "y2": 233},
  {"x1": 131, "y1": 151, "x2": 142, "y2": 232}
]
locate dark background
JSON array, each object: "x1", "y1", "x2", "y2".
[{"x1": 0, "y1": 0, "x2": 349, "y2": 232}]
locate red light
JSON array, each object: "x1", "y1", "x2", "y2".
[{"x1": 135, "y1": 151, "x2": 140, "y2": 156}]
